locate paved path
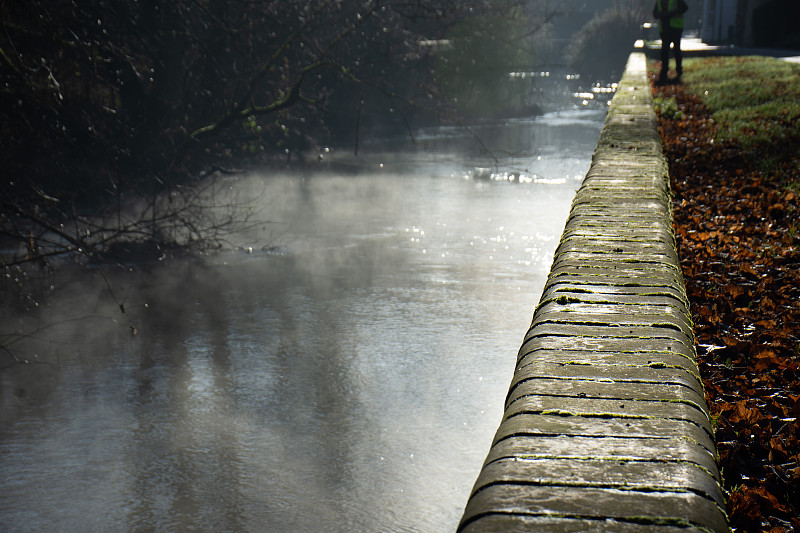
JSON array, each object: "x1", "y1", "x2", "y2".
[
  {"x1": 645, "y1": 36, "x2": 800, "y2": 62},
  {"x1": 457, "y1": 53, "x2": 728, "y2": 532}
]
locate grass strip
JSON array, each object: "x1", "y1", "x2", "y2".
[{"x1": 678, "y1": 56, "x2": 800, "y2": 175}]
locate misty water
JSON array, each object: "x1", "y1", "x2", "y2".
[{"x1": 1, "y1": 103, "x2": 605, "y2": 531}]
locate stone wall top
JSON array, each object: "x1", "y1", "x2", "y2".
[{"x1": 457, "y1": 53, "x2": 729, "y2": 533}]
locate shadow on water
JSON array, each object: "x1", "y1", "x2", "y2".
[
  {"x1": 0, "y1": 101, "x2": 606, "y2": 532},
  {"x1": 311, "y1": 107, "x2": 609, "y2": 182}
]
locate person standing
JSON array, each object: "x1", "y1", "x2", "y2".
[{"x1": 653, "y1": 0, "x2": 689, "y2": 84}]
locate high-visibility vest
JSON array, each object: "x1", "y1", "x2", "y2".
[{"x1": 656, "y1": 0, "x2": 685, "y2": 30}]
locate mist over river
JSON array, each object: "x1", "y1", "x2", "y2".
[{"x1": 1, "y1": 105, "x2": 605, "y2": 532}]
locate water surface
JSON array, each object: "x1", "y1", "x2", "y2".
[{"x1": 0, "y1": 109, "x2": 604, "y2": 532}]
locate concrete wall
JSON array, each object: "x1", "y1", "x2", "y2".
[
  {"x1": 457, "y1": 52, "x2": 728, "y2": 532},
  {"x1": 702, "y1": 0, "x2": 738, "y2": 43},
  {"x1": 702, "y1": 0, "x2": 774, "y2": 45}
]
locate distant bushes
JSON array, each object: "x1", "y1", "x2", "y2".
[
  {"x1": 435, "y1": 12, "x2": 540, "y2": 118},
  {"x1": 566, "y1": 1, "x2": 650, "y2": 81}
]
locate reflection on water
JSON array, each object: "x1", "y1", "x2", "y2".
[{"x1": 0, "y1": 110, "x2": 604, "y2": 532}]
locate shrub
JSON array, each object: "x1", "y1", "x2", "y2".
[{"x1": 566, "y1": 1, "x2": 650, "y2": 82}]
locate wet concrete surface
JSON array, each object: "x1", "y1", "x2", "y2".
[{"x1": 457, "y1": 53, "x2": 729, "y2": 532}]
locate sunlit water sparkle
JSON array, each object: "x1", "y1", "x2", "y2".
[{"x1": 0, "y1": 109, "x2": 604, "y2": 532}]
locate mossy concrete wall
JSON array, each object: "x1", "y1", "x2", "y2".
[{"x1": 457, "y1": 53, "x2": 729, "y2": 532}]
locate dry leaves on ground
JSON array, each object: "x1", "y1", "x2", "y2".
[{"x1": 652, "y1": 77, "x2": 800, "y2": 532}]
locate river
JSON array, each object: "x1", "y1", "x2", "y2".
[{"x1": 0, "y1": 104, "x2": 605, "y2": 532}]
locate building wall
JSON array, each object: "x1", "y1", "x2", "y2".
[
  {"x1": 702, "y1": 0, "x2": 733, "y2": 43},
  {"x1": 702, "y1": 0, "x2": 780, "y2": 46}
]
